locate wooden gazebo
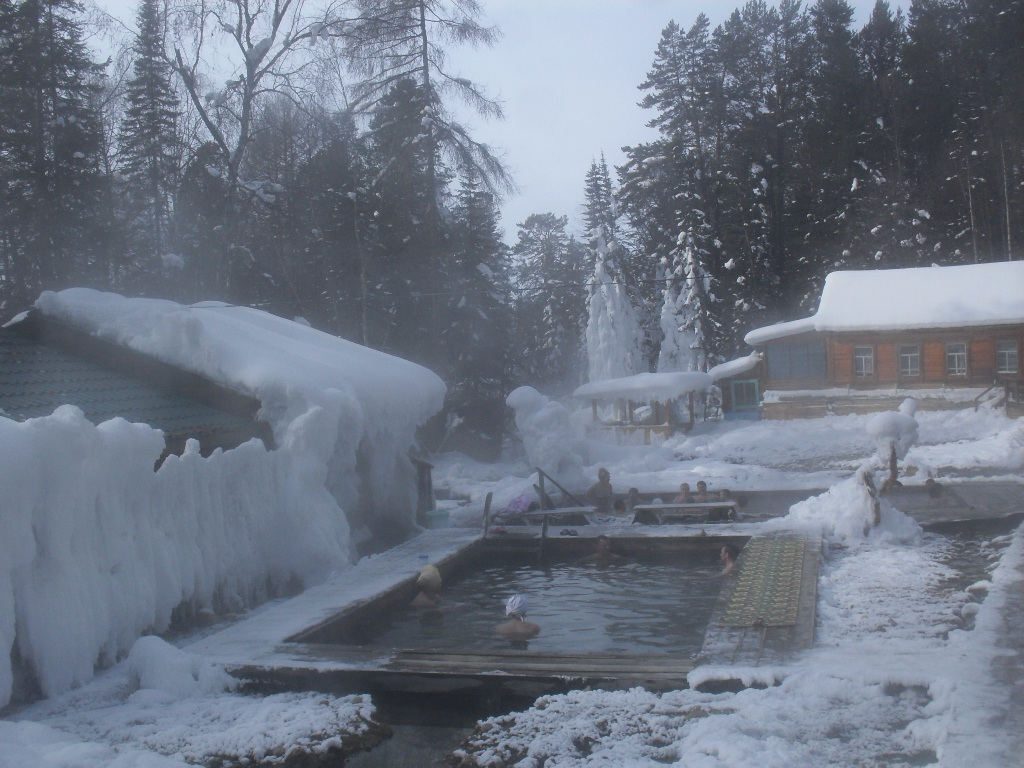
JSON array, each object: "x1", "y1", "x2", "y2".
[{"x1": 573, "y1": 371, "x2": 712, "y2": 445}]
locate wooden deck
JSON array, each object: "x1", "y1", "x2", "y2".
[
  {"x1": 235, "y1": 645, "x2": 697, "y2": 698},
  {"x1": 701, "y1": 534, "x2": 821, "y2": 667}
]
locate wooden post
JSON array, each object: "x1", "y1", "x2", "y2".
[
  {"x1": 482, "y1": 491, "x2": 493, "y2": 535},
  {"x1": 538, "y1": 472, "x2": 547, "y2": 509}
]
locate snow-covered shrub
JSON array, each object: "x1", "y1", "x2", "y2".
[{"x1": 866, "y1": 397, "x2": 919, "y2": 464}]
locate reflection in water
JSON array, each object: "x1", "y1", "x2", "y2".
[{"x1": 351, "y1": 555, "x2": 722, "y2": 656}]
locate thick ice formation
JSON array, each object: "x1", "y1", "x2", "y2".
[
  {"x1": 35, "y1": 288, "x2": 446, "y2": 530},
  {"x1": 506, "y1": 386, "x2": 585, "y2": 486},
  {"x1": 0, "y1": 289, "x2": 445, "y2": 706},
  {"x1": 585, "y1": 234, "x2": 643, "y2": 382},
  {"x1": 0, "y1": 407, "x2": 347, "y2": 705}
]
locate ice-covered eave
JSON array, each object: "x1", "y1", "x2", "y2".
[
  {"x1": 744, "y1": 317, "x2": 816, "y2": 346},
  {"x1": 745, "y1": 315, "x2": 1024, "y2": 346},
  {"x1": 573, "y1": 371, "x2": 713, "y2": 402},
  {"x1": 708, "y1": 352, "x2": 762, "y2": 381}
]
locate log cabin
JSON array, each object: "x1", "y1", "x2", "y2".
[{"x1": 742, "y1": 262, "x2": 1024, "y2": 419}]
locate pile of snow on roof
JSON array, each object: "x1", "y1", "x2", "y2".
[{"x1": 746, "y1": 261, "x2": 1024, "y2": 345}]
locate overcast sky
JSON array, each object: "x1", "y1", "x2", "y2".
[{"x1": 96, "y1": 0, "x2": 888, "y2": 242}]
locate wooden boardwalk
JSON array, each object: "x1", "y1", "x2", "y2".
[{"x1": 701, "y1": 534, "x2": 821, "y2": 667}]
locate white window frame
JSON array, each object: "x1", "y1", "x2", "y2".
[
  {"x1": 898, "y1": 344, "x2": 920, "y2": 377},
  {"x1": 854, "y1": 346, "x2": 874, "y2": 378},
  {"x1": 946, "y1": 342, "x2": 968, "y2": 377},
  {"x1": 996, "y1": 340, "x2": 1019, "y2": 375}
]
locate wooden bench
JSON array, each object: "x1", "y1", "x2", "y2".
[{"x1": 632, "y1": 501, "x2": 739, "y2": 525}]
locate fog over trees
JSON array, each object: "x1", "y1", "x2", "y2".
[{"x1": 0, "y1": 0, "x2": 1021, "y2": 458}]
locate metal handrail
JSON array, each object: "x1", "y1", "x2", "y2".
[{"x1": 535, "y1": 466, "x2": 586, "y2": 507}]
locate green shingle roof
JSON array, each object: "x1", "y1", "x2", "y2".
[{"x1": 0, "y1": 326, "x2": 260, "y2": 445}]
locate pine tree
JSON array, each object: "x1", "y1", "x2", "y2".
[
  {"x1": 511, "y1": 213, "x2": 587, "y2": 392},
  {"x1": 442, "y1": 173, "x2": 511, "y2": 459},
  {"x1": 0, "y1": 0, "x2": 105, "y2": 311},
  {"x1": 583, "y1": 154, "x2": 617, "y2": 240},
  {"x1": 117, "y1": 0, "x2": 180, "y2": 294}
]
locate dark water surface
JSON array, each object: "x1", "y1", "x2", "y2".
[{"x1": 352, "y1": 556, "x2": 723, "y2": 655}]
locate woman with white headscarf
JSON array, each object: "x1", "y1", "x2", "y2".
[{"x1": 496, "y1": 594, "x2": 540, "y2": 640}]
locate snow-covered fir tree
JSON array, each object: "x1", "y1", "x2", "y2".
[
  {"x1": 511, "y1": 213, "x2": 588, "y2": 393},
  {"x1": 658, "y1": 230, "x2": 715, "y2": 373},
  {"x1": 586, "y1": 228, "x2": 644, "y2": 382},
  {"x1": 117, "y1": 0, "x2": 181, "y2": 293}
]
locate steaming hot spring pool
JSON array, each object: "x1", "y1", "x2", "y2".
[{"x1": 327, "y1": 552, "x2": 724, "y2": 656}]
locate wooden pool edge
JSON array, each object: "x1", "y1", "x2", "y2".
[{"x1": 189, "y1": 526, "x2": 822, "y2": 700}]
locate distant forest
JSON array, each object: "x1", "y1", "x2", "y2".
[{"x1": 0, "y1": 0, "x2": 1021, "y2": 457}]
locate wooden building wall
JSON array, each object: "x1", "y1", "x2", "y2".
[{"x1": 764, "y1": 325, "x2": 1023, "y2": 390}]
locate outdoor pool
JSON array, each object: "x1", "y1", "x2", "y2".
[{"x1": 334, "y1": 554, "x2": 724, "y2": 655}]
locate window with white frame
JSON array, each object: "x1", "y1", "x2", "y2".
[
  {"x1": 898, "y1": 344, "x2": 920, "y2": 377},
  {"x1": 854, "y1": 346, "x2": 874, "y2": 377},
  {"x1": 946, "y1": 342, "x2": 967, "y2": 376},
  {"x1": 996, "y1": 340, "x2": 1018, "y2": 374}
]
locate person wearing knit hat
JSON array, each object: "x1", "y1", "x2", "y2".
[
  {"x1": 411, "y1": 564, "x2": 443, "y2": 608},
  {"x1": 496, "y1": 593, "x2": 540, "y2": 640}
]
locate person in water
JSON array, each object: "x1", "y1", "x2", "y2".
[
  {"x1": 719, "y1": 544, "x2": 741, "y2": 576},
  {"x1": 410, "y1": 564, "x2": 443, "y2": 608},
  {"x1": 496, "y1": 594, "x2": 540, "y2": 640},
  {"x1": 672, "y1": 482, "x2": 693, "y2": 504},
  {"x1": 575, "y1": 534, "x2": 627, "y2": 565},
  {"x1": 625, "y1": 487, "x2": 643, "y2": 513},
  {"x1": 586, "y1": 468, "x2": 614, "y2": 514},
  {"x1": 694, "y1": 480, "x2": 710, "y2": 503}
]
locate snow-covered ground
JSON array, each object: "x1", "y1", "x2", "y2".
[
  {"x1": 435, "y1": 406, "x2": 1024, "y2": 522},
  {"x1": 450, "y1": 514, "x2": 1022, "y2": 768},
  {"x1": 3, "y1": 405, "x2": 1022, "y2": 766}
]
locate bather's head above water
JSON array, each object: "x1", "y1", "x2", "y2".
[
  {"x1": 498, "y1": 593, "x2": 540, "y2": 641},
  {"x1": 505, "y1": 593, "x2": 528, "y2": 618},
  {"x1": 411, "y1": 565, "x2": 443, "y2": 608}
]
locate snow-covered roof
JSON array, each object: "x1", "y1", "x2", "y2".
[
  {"x1": 573, "y1": 371, "x2": 712, "y2": 402},
  {"x1": 708, "y1": 352, "x2": 761, "y2": 381},
  {"x1": 745, "y1": 261, "x2": 1024, "y2": 345},
  {"x1": 33, "y1": 289, "x2": 446, "y2": 437}
]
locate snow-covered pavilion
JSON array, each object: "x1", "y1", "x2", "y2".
[
  {"x1": 744, "y1": 262, "x2": 1024, "y2": 418},
  {"x1": 573, "y1": 371, "x2": 713, "y2": 444}
]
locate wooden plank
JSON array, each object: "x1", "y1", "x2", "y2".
[
  {"x1": 877, "y1": 342, "x2": 896, "y2": 381},
  {"x1": 923, "y1": 341, "x2": 945, "y2": 381},
  {"x1": 971, "y1": 337, "x2": 996, "y2": 380},
  {"x1": 833, "y1": 341, "x2": 853, "y2": 383}
]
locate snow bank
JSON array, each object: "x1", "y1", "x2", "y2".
[
  {"x1": 746, "y1": 261, "x2": 1024, "y2": 344},
  {"x1": 35, "y1": 288, "x2": 446, "y2": 535},
  {"x1": 126, "y1": 637, "x2": 235, "y2": 700},
  {"x1": 5, "y1": 640, "x2": 385, "y2": 767},
  {"x1": 506, "y1": 386, "x2": 585, "y2": 486},
  {"x1": 0, "y1": 404, "x2": 349, "y2": 706},
  {"x1": 772, "y1": 472, "x2": 922, "y2": 545}
]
